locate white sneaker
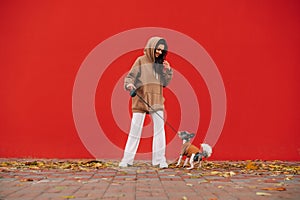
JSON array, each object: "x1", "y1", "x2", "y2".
[
  {"x1": 118, "y1": 162, "x2": 128, "y2": 167},
  {"x1": 159, "y1": 163, "x2": 168, "y2": 169}
]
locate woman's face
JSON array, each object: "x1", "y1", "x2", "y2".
[{"x1": 155, "y1": 44, "x2": 165, "y2": 58}]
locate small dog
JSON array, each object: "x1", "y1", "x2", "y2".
[{"x1": 176, "y1": 131, "x2": 212, "y2": 169}]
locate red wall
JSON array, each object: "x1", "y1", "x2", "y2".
[{"x1": 1, "y1": 0, "x2": 299, "y2": 160}]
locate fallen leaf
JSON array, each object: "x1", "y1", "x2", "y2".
[
  {"x1": 29, "y1": 166, "x2": 40, "y2": 170},
  {"x1": 246, "y1": 161, "x2": 258, "y2": 170},
  {"x1": 190, "y1": 175, "x2": 201, "y2": 179},
  {"x1": 274, "y1": 182, "x2": 286, "y2": 186},
  {"x1": 229, "y1": 171, "x2": 236, "y2": 176},
  {"x1": 210, "y1": 171, "x2": 221, "y2": 175},
  {"x1": 20, "y1": 178, "x2": 34, "y2": 182},
  {"x1": 62, "y1": 196, "x2": 75, "y2": 199},
  {"x1": 285, "y1": 175, "x2": 294, "y2": 180},
  {"x1": 223, "y1": 171, "x2": 236, "y2": 177},
  {"x1": 186, "y1": 183, "x2": 193, "y2": 187},
  {"x1": 198, "y1": 179, "x2": 209, "y2": 184},
  {"x1": 125, "y1": 178, "x2": 137, "y2": 181},
  {"x1": 256, "y1": 192, "x2": 271, "y2": 196},
  {"x1": 261, "y1": 187, "x2": 286, "y2": 191}
]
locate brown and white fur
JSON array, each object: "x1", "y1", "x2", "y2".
[{"x1": 176, "y1": 131, "x2": 212, "y2": 170}]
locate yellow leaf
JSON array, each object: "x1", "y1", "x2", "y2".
[
  {"x1": 229, "y1": 171, "x2": 236, "y2": 176},
  {"x1": 223, "y1": 171, "x2": 236, "y2": 177},
  {"x1": 246, "y1": 162, "x2": 258, "y2": 170},
  {"x1": 256, "y1": 192, "x2": 271, "y2": 196},
  {"x1": 20, "y1": 178, "x2": 34, "y2": 182},
  {"x1": 198, "y1": 179, "x2": 209, "y2": 184},
  {"x1": 210, "y1": 171, "x2": 220, "y2": 175},
  {"x1": 285, "y1": 175, "x2": 294, "y2": 180},
  {"x1": 261, "y1": 187, "x2": 286, "y2": 191},
  {"x1": 62, "y1": 196, "x2": 75, "y2": 199}
]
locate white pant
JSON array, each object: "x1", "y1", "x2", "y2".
[{"x1": 120, "y1": 111, "x2": 167, "y2": 166}]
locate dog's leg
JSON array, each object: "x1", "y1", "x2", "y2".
[
  {"x1": 183, "y1": 157, "x2": 189, "y2": 168},
  {"x1": 176, "y1": 155, "x2": 182, "y2": 167},
  {"x1": 197, "y1": 158, "x2": 201, "y2": 169},
  {"x1": 198, "y1": 161, "x2": 202, "y2": 169},
  {"x1": 187, "y1": 154, "x2": 195, "y2": 170},
  {"x1": 197, "y1": 155, "x2": 201, "y2": 169}
]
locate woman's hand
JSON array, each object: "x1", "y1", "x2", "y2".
[
  {"x1": 126, "y1": 83, "x2": 136, "y2": 91},
  {"x1": 163, "y1": 60, "x2": 171, "y2": 71}
]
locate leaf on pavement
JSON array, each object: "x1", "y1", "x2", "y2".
[
  {"x1": 62, "y1": 196, "x2": 75, "y2": 199},
  {"x1": 261, "y1": 187, "x2": 286, "y2": 191},
  {"x1": 20, "y1": 178, "x2": 34, "y2": 182},
  {"x1": 246, "y1": 161, "x2": 258, "y2": 170},
  {"x1": 256, "y1": 192, "x2": 271, "y2": 196}
]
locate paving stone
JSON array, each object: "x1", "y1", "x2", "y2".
[{"x1": 1, "y1": 160, "x2": 299, "y2": 200}]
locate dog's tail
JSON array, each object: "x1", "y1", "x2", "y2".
[{"x1": 201, "y1": 143, "x2": 212, "y2": 158}]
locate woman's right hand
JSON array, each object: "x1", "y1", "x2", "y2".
[{"x1": 126, "y1": 83, "x2": 136, "y2": 91}]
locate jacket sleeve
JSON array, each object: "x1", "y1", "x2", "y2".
[
  {"x1": 161, "y1": 68, "x2": 173, "y2": 87},
  {"x1": 124, "y1": 58, "x2": 141, "y2": 90}
]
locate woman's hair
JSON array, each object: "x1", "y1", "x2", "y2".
[{"x1": 155, "y1": 39, "x2": 168, "y2": 64}]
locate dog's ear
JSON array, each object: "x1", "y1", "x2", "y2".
[{"x1": 177, "y1": 131, "x2": 185, "y2": 137}]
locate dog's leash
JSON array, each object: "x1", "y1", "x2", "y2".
[{"x1": 130, "y1": 89, "x2": 178, "y2": 134}]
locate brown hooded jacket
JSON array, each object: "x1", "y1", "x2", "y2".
[{"x1": 124, "y1": 37, "x2": 173, "y2": 113}]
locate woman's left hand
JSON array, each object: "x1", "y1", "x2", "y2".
[{"x1": 163, "y1": 60, "x2": 171, "y2": 70}]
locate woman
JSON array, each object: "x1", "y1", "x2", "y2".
[{"x1": 119, "y1": 37, "x2": 173, "y2": 168}]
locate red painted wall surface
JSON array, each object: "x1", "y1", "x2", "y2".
[{"x1": 0, "y1": 0, "x2": 299, "y2": 160}]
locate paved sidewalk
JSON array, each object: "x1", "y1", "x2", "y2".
[{"x1": 0, "y1": 160, "x2": 299, "y2": 200}]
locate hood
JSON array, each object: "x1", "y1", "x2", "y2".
[{"x1": 144, "y1": 37, "x2": 167, "y2": 62}]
